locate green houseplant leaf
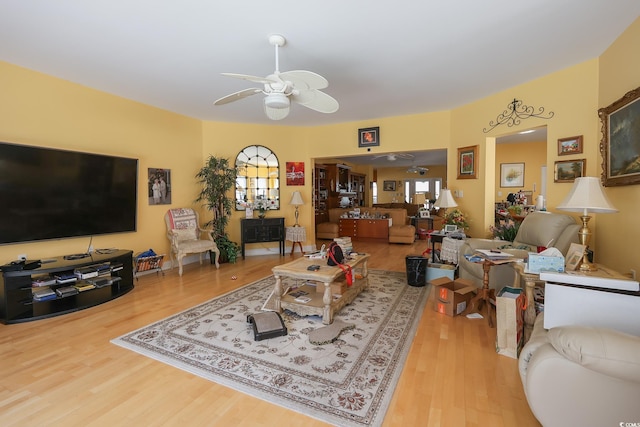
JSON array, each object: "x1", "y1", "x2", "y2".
[{"x1": 195, "y1": 155, "x2": 239, "y2": 262}]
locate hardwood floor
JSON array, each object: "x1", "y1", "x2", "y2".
[{"x1": 0, "y1": 240, "x2": 540, "y2": 426}]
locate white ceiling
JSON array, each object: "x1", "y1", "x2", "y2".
[{"x1": 1, "y1": 1, "x2": 639, "y2": 130}]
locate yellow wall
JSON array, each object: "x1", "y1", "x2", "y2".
[
  {"x1": 0, "y1": 61, "x2": 202, "y2": 262},
  {"x1": 1, "y1": 16, "x2": 638, "y2": 277},
  {"x1": 596, "y1": 16, "x2": 640, "y2": 274},
  {"x1": 449, "y1": 59, "x2": 600, "y2": 239},
  {"x1": 495, "y1": 141, "x2": 546, "y2": 203}
]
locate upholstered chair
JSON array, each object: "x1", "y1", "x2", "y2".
[{"x1": 164, "y1": 208, "x2": 220, "y2": 276}]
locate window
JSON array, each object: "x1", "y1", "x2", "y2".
[{"x1": 235, "y1": 145, "x2": 280, "y2": 210}]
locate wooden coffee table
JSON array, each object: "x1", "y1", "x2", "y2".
[{"x1": 271, "y1": 254, "x2": 369, "y2": 324}]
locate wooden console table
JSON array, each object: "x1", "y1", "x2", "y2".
[
  {"x1": 271, "y1": 254, "x2": 369, "y2": 324},
  {"x1": 240, "y1": 217, "x2": 285, "y2": 258}
]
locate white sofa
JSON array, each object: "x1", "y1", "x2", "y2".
[{"x1": 519, "y1": 313, "x2": 640, "y2": 427}]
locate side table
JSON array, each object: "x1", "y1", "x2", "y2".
[
  {"x1": 440, "y1": 236, "x2": 465, "y2": 264},
  {"x1": 512, "y1": 262, "x2": 539, "y2": 342},
  {"x1": 285, "y1": 226, "x2": 306, "y2": 255}
]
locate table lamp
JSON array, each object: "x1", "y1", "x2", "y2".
[
  {"x1": 434, "y1": 189, "x2": 457, "y2": 218},
  {"x1": 289, "y1": 191, "x2": 304, "y2": 226},
  {"x1": 556, "y1": 176, "x2": 617, "y2": 271}
]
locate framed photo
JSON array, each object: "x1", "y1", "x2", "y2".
[
  {"x1": 383, "y1": 180, "x2": 396, "y2": 191},
  {"x1": 598, "y1": 85, "x2": 640, "y2": 186},
  {"x1": 358, "y1": 126, "x2": 380, "y2": 147},
  {"x1": 557, "y1": 135, "x2": 583, "y2": 155},
  {"x1": 554, "y1": 159, "x2": 586, "y2": 183},
  {"x1": 285, "y1": 161, "x2": 304, "y2": 186},
  {"x1": 565, "y1": 243, "x2": 586, "y2": 271},
  {"x1": 457, "y1": 145, "x2": 478, "y2": 179},
  {"x1": 500, "y1": 163, "x2": 524, "y2": 187},
  {"x1": 148, "y1": 168, "x2": 171, "y2": 205}
]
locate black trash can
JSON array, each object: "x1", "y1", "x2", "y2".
[{"x1": 405, "y1": 255, "x2": 428, "y2": 287}]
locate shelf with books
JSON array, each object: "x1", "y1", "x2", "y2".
[{"x1": 1, "y1": 250, "x2": 134, "y2": 324}]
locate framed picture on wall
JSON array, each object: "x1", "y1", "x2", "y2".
[
  {"x1": 557, "y1": 135, "x2": 583, "y2": 155},
  {"x1": 457, "y1": 145, "x2": 478, "y2": 179},
  {"x1": 554, "y1": 159, "x2": 586, "y2": 183},
  {"x1": 148, "y1": 168, "x2": 171, "y2": 205},
  {"x1": 358, "y1": 126, "x2": 380, "y2": 147},
  {"x1": 383, "y1": 180, "x2": 396, "y2": 191},
  {"x1": 598, "y1": 85, "x2": 640, "y2": 187},
  {"x1": 500, "y1": 163, "x2": 524, "y2": 187},
  {"x1": 285, "y1": 162, "x2": 304, "y2": 186}
]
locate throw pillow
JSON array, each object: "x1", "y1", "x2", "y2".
[{"x1": 172, "y1": 228, "x2": 197, "y2": 242}]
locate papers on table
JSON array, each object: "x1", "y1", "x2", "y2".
[{"x1": 475, "y1": 249, "x2": 514, "y2": 259}]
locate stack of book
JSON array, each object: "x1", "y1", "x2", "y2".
[
  {"x1": 55, "y1": 272, "x2": 78, "y2": 284},
  {"x1": 32, "y1": 276, "x2": 57, "y2": 287},
  {"x1": 74, "y1": 281, "x2": 96, "y2": 292},
  {"x1": 55, "y1": 286, "x2": 79, "y2": 298},
  {"x1": 33, "y1": 288, "x2": 56, "y2": 301},
  {"x1": 74, "y1": 266, "x2": 98, "y2": 279},
  {"x1": 111, "y1": 262, "x2": 123, "y2": 272},
  {"x1": 333, "y1": 237, "x2": 353, "y2": 255},
  {"x1": 94, "y1": 263, "x2": 112, "y2": 276},
  {"x1": 473, "y1": 249, "x2": 516, "y2": 264}
]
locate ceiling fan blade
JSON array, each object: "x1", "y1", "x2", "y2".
[
  {"x1": 221, "y1": 73, "x2": 278, "y2": 85},
  {"x1": 292, "y1": 89, "x2": 339, "y2": 113},
  {"x1": 279, "y1": 70, "x2": 328, "y2": 90},
  {"x1": 214, "y1": 88, "x2": 262, "y2": 106}
]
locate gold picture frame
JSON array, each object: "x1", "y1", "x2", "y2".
[
  {"x1": 598, "y1": 85, "x2": 640, "y2": 186},
  {"x1": 557, "y1": 135, "x2": 583, "y2": 155},
  {"x1": 457, "y1": 145, "x2": 478, "y2": 179},
  {"x1": 554, "y1": 159, "x2": 586, "y2": 183}
]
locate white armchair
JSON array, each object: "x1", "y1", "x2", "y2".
[
  {"x1": 519, "y1": 313, "x2": 640, "y2": 426},
  {"x1": 165, "y1": 208, "x2": 219, "y2": 276}
]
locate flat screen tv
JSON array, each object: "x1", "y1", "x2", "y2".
[{"x1": 0, "y1": 141, "x2": 138, "y2": 245}]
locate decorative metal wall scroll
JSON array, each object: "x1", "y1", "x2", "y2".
[{"x1": 483, "y1": 98, "x2": 554, "y2": 133}]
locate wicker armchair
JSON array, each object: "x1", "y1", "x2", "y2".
[{"x1": 164, "y1": 208, "x2": 219, "y2": 276}]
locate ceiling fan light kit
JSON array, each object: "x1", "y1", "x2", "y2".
[{"x1": 214, "y1": 34, "x2": 339, "y2": 120}]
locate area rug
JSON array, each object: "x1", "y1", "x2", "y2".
[{"x1": 112, "y1": 270, "x2": 429, "y2": 427}]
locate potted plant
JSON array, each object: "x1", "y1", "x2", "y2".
[{"x1": 195, "y1": 155, "x2": 240, "y2": 263}]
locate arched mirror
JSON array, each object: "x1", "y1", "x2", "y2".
[{"x1": 235, "y1": 145, "x2": 280, "y2": 211}]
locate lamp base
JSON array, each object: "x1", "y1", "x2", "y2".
[
  {"x1": 578, "y1": 258, "x2": 598, "y2": 272},
  {"x1": 577, "y1": 215, "x2": 597, "y2": 271}
]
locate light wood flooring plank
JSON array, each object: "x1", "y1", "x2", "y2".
[{"x1": 0, "y1": 240, "x2": 540, "y2": 426}]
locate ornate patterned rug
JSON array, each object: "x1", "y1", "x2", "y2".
[{"x1": 112, "y1": 270, "x2": 429, "y2": 427}]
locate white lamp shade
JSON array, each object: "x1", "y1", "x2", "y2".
[
  {"x1": 434, "y1": 189, "x2": 458, "y2": 209},
  {"x1": 289, "y1": 191, "x2": 304, "y2": 206},
  {"x1": 557, "y1": 177, "x2": 618, "y2": 214}
]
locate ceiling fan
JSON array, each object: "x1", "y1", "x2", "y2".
[
  {"x1": 406, "y1": 165, "x2": 429, "y2": 174},
  {"x1": 213, "y1": 34, "x2": 339, "y2": 120},
  {"x1": 372, "y1": 153, "x2": 415, "y2": 161}
]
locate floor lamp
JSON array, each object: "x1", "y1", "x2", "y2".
[
  {"x1": 289, "y1": 191, "x2": 304, "y2": 227},
  {"x1": 557, "y1": 177, "x2": 618, "y2": 271}
]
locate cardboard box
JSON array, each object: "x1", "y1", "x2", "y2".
[
  {"x1": 527, "y1": 253, "x2": 565, "y2": 273},
  {"x1": 315, "y1": 280, "x2": 348, "y2": 295},
  {"x1": 430, "y1": 276, "x2": 476, "y2": 316},
  {"x1": 427, "y1": 262, "x2": 456, "y2": 282}
]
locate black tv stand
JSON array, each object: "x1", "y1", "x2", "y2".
[
  {"x1": 63, "y1": 253, "x2": 90, "y2": 260},
  {"x1": 0, "y1": 249, "x2": 134, "y2": 324}
]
